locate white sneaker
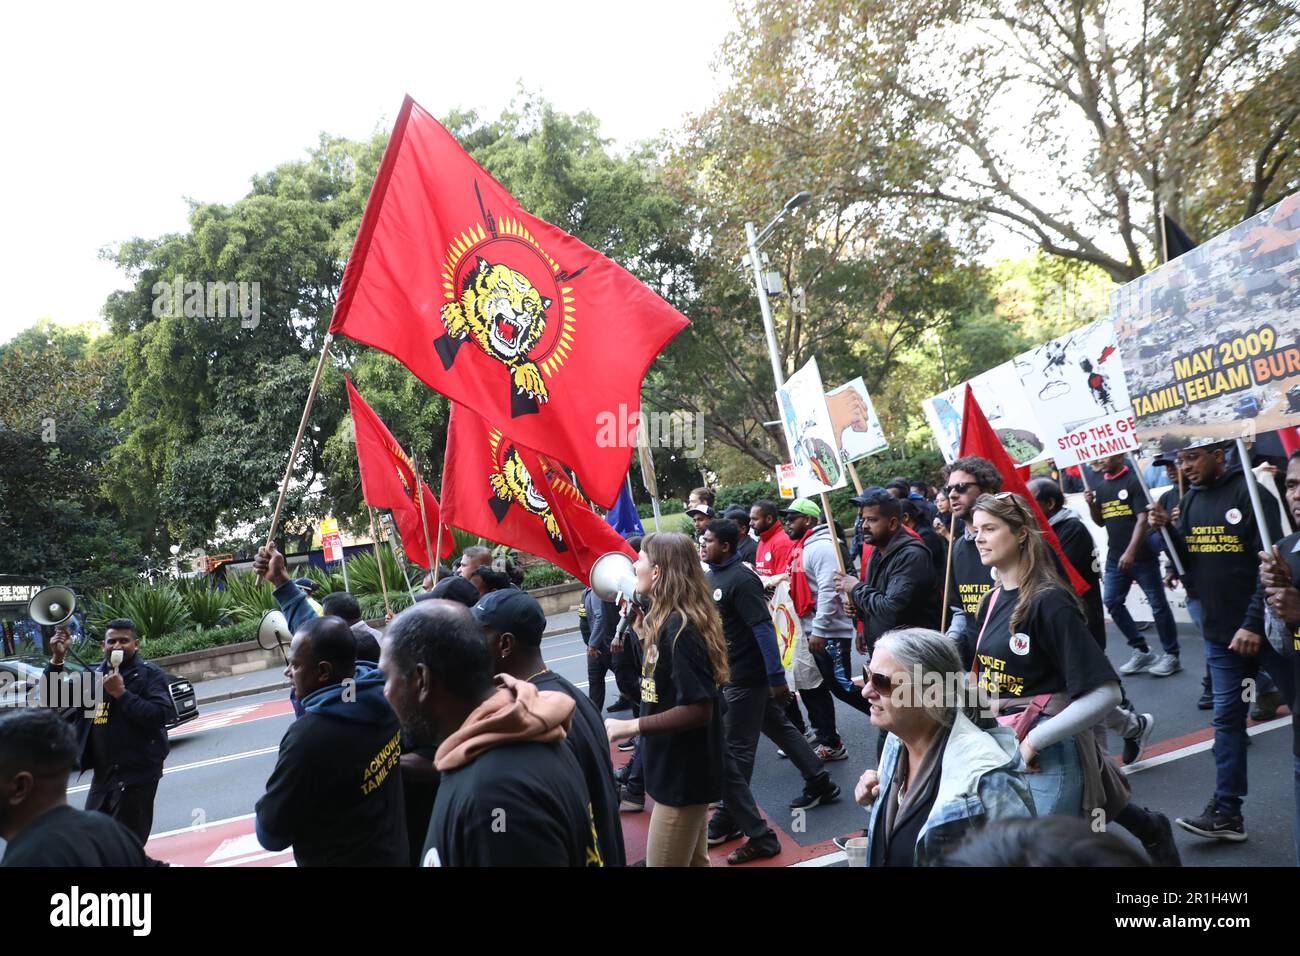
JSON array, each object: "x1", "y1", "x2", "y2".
[
  {"x1": 1149, "y1": 653, "x2": 1182, "y2": 677},
  {"x1": 1119, "y1": 649, "x2": 1158, "y2": 675}
]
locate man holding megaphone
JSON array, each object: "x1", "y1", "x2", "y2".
[{"x1": 44, "y1": 619, "x2": 173, "y2": 844}]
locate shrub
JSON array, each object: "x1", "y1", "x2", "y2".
[
  {"x1": 177, "y1": 580, "x2": 233, "y2": 629},
  {"x1": 522, "y1": 564, "x2": 574, "y2": 590},
  {"x1": 89, "y1": 583, "x2": 192, "y2": 644},
  {"x1": 223, "y1": 570, "x2": 278, "y2": 622}
]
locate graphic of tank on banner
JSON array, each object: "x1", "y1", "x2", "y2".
[
  {"x1": 825, "y1": 377, "x2": 889, "y2": 462},
  {"x1": 1013, "y1": 318, "x2": 1139, "y2": 467},
  {"x1": 776, "y1": 357, "x2": 849, "y2": 495},
  {"x1": 1112, "y1": 191, "x2": 1300, "y2": 451},
  {"x1": 922, "y1": 360, "x2": 1051, "y2": 467}
]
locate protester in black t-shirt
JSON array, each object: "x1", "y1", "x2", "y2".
[
  {"x1": 1031, "y1": 477, "x2": 1155, "y2": 766},
  {"x1": 1255, "y1": 450, "x2": 1300, "y2": 865},
  {"x1": 1149, "y1": 442, "x2": 1287, "y2": 843},
  {"x1": 1084, "y1": 454, "x2": 1181, "y2": 676},
  {"x1": 475, "y1": 587, "x2": 626, "y2": 867},
  {"x1": 935, "y1": 456, "x2": 1002, "y2": 666},
  {"x1": 1, "y1": 709, "x2": 146, "y2": 867},
  {"x1": 380, "y1": 600, "x2": 598, "y2": 866},
  {"x1": 700, "y1": 519, "x2": 839, "y2": 864},
  {"x1": 254, "y1": 614, "x2": 408, "y2": 866},
  {"x1": 605, "y1": 531, "x2": 728, "y2": 867},
  {"x1": 964, "y1": 493, "x2": 1179, "y2": 864}
]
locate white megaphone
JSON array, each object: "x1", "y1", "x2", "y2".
[
  {"x1": 257, "y1": 609, "x2": 292, "y2": 654},
  {"x1": 589, "y1": 551, "x2": 638, "y2": 605},
  {"x1": 27, "y1": 586, "x2": 76, "y2": 627}
]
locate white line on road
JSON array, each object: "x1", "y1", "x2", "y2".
[
  {"x1": 792, "y1": 850, "x2": 846, "y2": 867},
  {"x1": 149, "y1": 812, "x2": 256, "y2": 841},
  {"x1": 1122, "y1": 715, "x2": 1290, "y2": 775},
  {"x1": 70, "y1": 746, "x2": 280, "y2": 794}
]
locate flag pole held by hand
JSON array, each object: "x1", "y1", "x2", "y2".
[
  {"x1": 940, "y1": 507, "x2": 957, "y2": 633},
  {"x1": 262, "y1": 332, "x2": 334, "y2": 577}
]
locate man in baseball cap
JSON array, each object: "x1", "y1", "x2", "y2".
[
  {"x1": 471, "y1": 588, "x2": 626, "y2": 866},
  {"x1": 685, "y1": 503, "x2": 714, "y2": 539}
]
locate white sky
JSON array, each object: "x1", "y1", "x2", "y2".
[{"x1": 0, "y1": 0, "x2": 739, "y2": 344}]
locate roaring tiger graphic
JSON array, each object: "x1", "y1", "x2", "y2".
[
  {"x1": 489, "y1": 443, "x2": 565, "y2": 548},
  {"x1": 441, "y1": 257, "x2": 552, "y2": 403}
]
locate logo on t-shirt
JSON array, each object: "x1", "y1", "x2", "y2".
[
  {"x1": 1118, "y1": 489, "x2": 1129, "y2": 501},
  {"x1": 764, "y1": 550, "x2": 772, "y2": 561},
  {"x1": 1226, "y1": 508, "x2": 1242, "y2": 525},
  {"x1": 713, "y1": 588, "x2": 722, "y2": 601},
  {"x1": 1009, "y1": 632, "x2": 1031, "y2": 656}
]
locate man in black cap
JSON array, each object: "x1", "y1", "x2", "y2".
[
  {"x1": 293, "y1": 577, "x2": 324, "y2": 615},
  {"x1": 474, "y1": 588, "x2": 626, "y2": 866},
  {"x1": 723, "y1": 505, "x2": 759, "y2": 564},
  {"x1": 416, "y1": 574, "x2": 480, "y2": 607}
]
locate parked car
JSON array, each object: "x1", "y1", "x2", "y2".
[{"x1": 0, "y1": 655, "x2": 199, "y2": 728}]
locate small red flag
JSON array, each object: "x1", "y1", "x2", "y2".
[
  {"x1": 329, "y1": 95, "x2": 689, "y2": 508},
  {"x1": 440, "y1": 403, "x2": 635, "y2": 585},
  {"x1": 959, "y1": 384, "x2": 1090, "y2": 595},
  {"x1": 345, "y1": 376, "x2": 452, "y2": 568}
]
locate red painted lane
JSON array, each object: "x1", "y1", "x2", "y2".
[
  {"x1": 169, "y1": 699, "x2": 294, "y2": 737},
  {"x1": 145, "y1": 815, "x2": 293, "y2": 867}
]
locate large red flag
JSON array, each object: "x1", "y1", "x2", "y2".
[
  {"x1": 959, "y1": 384, "x2": 1090, "y2": 595},
  {"x1": 346, "y1": 376, "x2": 452, "y2": 569},
  {"x1": 329, "y1": 95, "x2": 689, "y2": 508},
  {"x1": 440, "y1": 403, "x2": 635, "y2": 585}
]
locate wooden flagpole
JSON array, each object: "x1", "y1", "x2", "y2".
[
  {"x1": 367, "y1": 506, "x2": 392, "y2": 618},
  {"x1": 262, "y1": 332, "x2": 333, "y2": 574},
  {"x1": 412, "y1": 452, "x2": 440, "y2": 583},
  {"x1": 940, "y1": 507, "x2": 958, "y2": 632}
]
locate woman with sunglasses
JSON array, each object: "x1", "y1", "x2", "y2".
[
  {"x1": 604, "y1": 532, "x2": 730, "y2": 866},
  {"x1": 851, "y1": 627, "x2": 1035, "y2": 866}
]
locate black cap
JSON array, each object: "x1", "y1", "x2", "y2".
[
  {"x1": 294, "y1": 577, "x2": 319, "y2": 593},
  {"x1": 416, "y1": 574, "x2": 480, "y2": 608},
  {"x1": 472, "y1": 588, "x2": 547, "y2": 645},
  {"x1": 722, "y1": 505, "x2": 749, "y2": 521},
  {"x1": 1152, "y1": 453, "x2": 1176, "y2": 467},
  {"x1": 849, "y1": 485, "x2": 890, "y2": 507}
]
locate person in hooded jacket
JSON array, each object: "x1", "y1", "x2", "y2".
[{"x1": 253, "y1": 545, "x2": 407, "y2": 866}]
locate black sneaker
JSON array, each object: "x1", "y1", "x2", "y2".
[
  {"x1": 1196, "y1": 685, "x2": 1213, "y2": 710},
  {"x1": 1142, "y1": 810, "x2": 1182, "y2": 866},
  {"x1": 1175, "y1": 801, "x2": 1246, "y2": 842},
  {"x1": 613, "y1": 763, "x2": 630, "y2": 786},
  {"x1": 618, "y1": 787, "x2": 645, "y2": 812},
  {"x1": 617, "y1": 735, "x2": 638, "y2": 752},
  {"x1": 1250, "y1": 689, "x2": 1282, "y2": 722},
  {"x1": 790, "y1": 773, "x2": 841, "y2": 810},
  {"x1": 707, "y1": 814, "x2": 743, "y2": 847},
  {"x1": 1122, "y1": 713, "x2": 1155, "y2": 765},
  {"x1": 726, "y1": 838, "x2": 781, "y2": 864},
  {"x1": 606, "y1": 696, "x2": 633, "y2": 714}
]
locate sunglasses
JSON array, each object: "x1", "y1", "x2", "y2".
[
  {"x1": 943, "y1": 481, "x2": 977, "y2": 496},
  {"x1": 861, "y1": 665, "x2": 894, "y2": 694}
]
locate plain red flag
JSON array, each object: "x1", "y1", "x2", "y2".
[
  {"x1": 346, "y1": 376, "x2": 452, "y2": 569},
  {"x1": 959, "y1": 384, "x2": 1090, "y2": 595},
  {"x1": 440, "y1": 403, "x2": 635, "y2": 585},
  {"x1": 329, "y1": 95, "x2": 689, "y2": 508}
]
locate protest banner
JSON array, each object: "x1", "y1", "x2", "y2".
[
  {"x1": 825, "y1": 377, "x2": 888, "y2": 461},
  {"x1": 777, "y1": 463, "x2": 797, "y2": 499},
  {"x1": 922, "y1": 361, "x2": 1050, "y2": 466},
  {"x1": 776, "y1": 357, "x2": 848, "y2": 495},
  {"x1": 1112, "y1": 191, "x2": 1300, "y2": 452},
  {"x1": 1013, "y1": 318, "x2": 1139, "y2": 466}
]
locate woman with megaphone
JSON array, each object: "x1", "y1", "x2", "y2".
[{"x1": 604, "y1": 531, "x2": 729, "y2": 866}]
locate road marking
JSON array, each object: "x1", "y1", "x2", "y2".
[
  {"x1": 170, "y1": 699, "x2": 294, "y2": 737},
  {"x1": 69, "y1": 745, "x2": 280, "y2": 794},
  {"x1": 793, "y1": 850, "x2": 846, "y2": 867},
  {"x1": 1123, "y1": 714, "x2": 1290, "y2": 774}
]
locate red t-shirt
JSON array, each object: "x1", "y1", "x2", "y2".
[{"x1": 755, "y1": 523, "x2": 794, "y2": 577}]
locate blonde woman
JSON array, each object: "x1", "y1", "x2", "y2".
[{"x1": 605, "y1": 532, "x2": 729, "y2": 866}]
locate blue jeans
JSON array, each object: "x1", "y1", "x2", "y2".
[
  {"x1": 1205, "y1": 640, "x2": 1256, "y2": 817},
  {"x1": 826, "y1": 637, "x2": 856, "y2": 694},
  {"x1": 1103, "y1": 555, "x2": 1180, "y2": 655},
  {"x1": 1024, "y1": 719, "x2": 1084, "y2": 817}
]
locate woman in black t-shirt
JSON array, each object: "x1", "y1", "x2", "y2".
[
  {"x1": 605, "y1": 532, "x2": 729, "y2": 867},
  {"x1": 965, "y1": 493, "x2": 1123, "y2": 819}
]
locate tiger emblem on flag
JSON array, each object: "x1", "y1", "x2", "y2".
[
  {"x1": 489, "y1": 443, "x2": 564, "y2": 547},
  {"x1": 441, "y1": 257, "x2": 552, "y2": 404}
]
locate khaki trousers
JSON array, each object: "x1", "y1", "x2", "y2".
[{"x1": 646, "y1": 802, "x2": 711, "y2": 867}]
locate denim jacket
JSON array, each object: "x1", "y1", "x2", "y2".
[{"x1": 865, "y1": 711, "x2": 1035, "y2": 866}]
